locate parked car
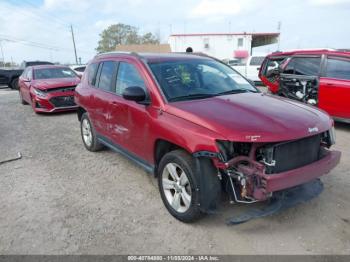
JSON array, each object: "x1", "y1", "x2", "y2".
[
  {"x1": 75, "y1": 52, "x2": 340, "y2": 223},
  {"x1": 18, "y1": 65, "x2": 80, "y2": 113},
  {"x1": 70, "y1": 65, "x2": 86, "y2": 77},
  {"x1": 259, "y1": 49, "x2": 350, "y2": 122},
  {"x1": 232, "y1": 55, "x2": 266, "y2": 84},
  {"x1": 0, "y1": 61, "x2": 53, "y2": 89}
]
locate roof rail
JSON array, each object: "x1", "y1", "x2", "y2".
[{"x1": 94, "y1": 51, "x2": 142, "y2": 59}]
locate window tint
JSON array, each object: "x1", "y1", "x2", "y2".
[
  {"x1": 116, "y1": 62, "x2": 146, "y2": 95},
  {"x1": 249, "y1": 56, "x2": 265, "y2": 66},
  {"x1": 325, "y1": 57, "x2": 350, "y2": 80},
  {"x1": 87, "y1": 63, "x2": 99, "y2": 86},
  {"x1": 98, "y1": 62, "x2": 118, "y2": 92},
  {"x1": 283, "y1": 57, "x2": 321, "y2": 76}
]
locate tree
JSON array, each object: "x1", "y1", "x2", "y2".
[{"x1": 96, "y1": 23, "x2": 160, "y2": 53}]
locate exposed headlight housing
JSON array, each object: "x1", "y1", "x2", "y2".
[
  {"x1": 328, "y1": 126, "x2": 336, "y2": 145},
  {"x1": 33, "y1": 88, "x2": 46, "y2": 98}
]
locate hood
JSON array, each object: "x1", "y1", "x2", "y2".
[
  {"x1": 165, "y1": 93, "x2": 332, "y2": 142},
  {"x1": 32, "y1": 78, "x2": 80, "y2": 90}
]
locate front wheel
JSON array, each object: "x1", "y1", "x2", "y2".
[
  {"x1": 19, "y1": 88, "x2": 28, "y2": 105},
  {"x1": 158, "y1": 150, "x2": 203, "y2": 223}
]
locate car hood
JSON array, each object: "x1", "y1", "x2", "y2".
[
  {"x1": 32, "y1": 78, "x2": 80, "y2": 90},
  {"x1": 165, "y1": 93, "x2": 332, "y2": 142}
]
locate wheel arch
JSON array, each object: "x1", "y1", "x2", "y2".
[{"x1": 77, "y1": 107, "x2": 87, "y2": 121}]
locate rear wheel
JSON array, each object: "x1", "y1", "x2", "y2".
[
  {"x1": 10, "y1": 78, "x2": 19, "y2": 90},
  {"x1": 80, "y1": 113, "x2": 104, "y2": 152},
  {"x1": 158, "y1": 150, "x2": 203, "y2": 222}
]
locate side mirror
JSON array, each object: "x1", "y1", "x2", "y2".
[
  {"x1": 122, "y1": 86, "x2": 150, "y2": 105},
  {"x1": 247, "y1": 79, "x2": 256, "y2": 86}
]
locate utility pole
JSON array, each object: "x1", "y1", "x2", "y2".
[
  {"x1": 0, "y1": 40, "x2": 5, "y2": 67},
  {"x1": 70, "y1": 25, "x2": 78, "y2": 64},
  {"x1": 277, "y1": 21, "x2": 282, "y2": 51}
]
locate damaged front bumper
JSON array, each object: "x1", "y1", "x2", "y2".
[{"x1": 227, "y1": 178, "x2": 324, "y2": 225}]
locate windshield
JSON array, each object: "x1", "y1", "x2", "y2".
[
  {"x1": 148, "y1": 59, "x2": 258, "y2": 102},
  {"x1": 34, "y1": 67, "x2": 77, "y2": 80}
]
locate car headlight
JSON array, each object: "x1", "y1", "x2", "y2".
[{"x1": 33, "y1": 88, "x2": 46, "y2": 98}]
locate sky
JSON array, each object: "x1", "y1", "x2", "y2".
[{"x1": 0, "y1": 0, "x2": 350, "y2": 65}]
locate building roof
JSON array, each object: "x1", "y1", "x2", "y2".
[{"x1": 169, "y1": 32, "x2": 280, "y2": 37}]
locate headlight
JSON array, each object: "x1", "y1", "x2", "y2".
[{"x1": 33, "y1": 88, "x2": 46, "y2": 98}]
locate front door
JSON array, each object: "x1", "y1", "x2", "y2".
[
  {"x1": 108, "y1": 61, "x2": 153, "y2": 163},
  {"x1": 319, "y1": 56, "x2": 350, "y2": 119}
]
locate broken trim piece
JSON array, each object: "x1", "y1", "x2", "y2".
[{"x1": 0, "y1": 152, "x2": 22, "y2": 165}]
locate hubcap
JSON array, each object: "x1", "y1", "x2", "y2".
[
  {"x1": 162, "y1": 163, "x2": 192, "y2": 213},
  {"x1": 82, "y1": 119, "x2": 92, "y2": 147}
]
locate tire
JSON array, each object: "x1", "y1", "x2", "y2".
[
  {"x1": 80, "y1": 113, "x2": 104, "y2": 152},
  {"x1": 10, "y1": 78, "x2": 19, "y2": 90},
  {"x1": 158, "y1": 150, "x2": 220, "y2": 223},
  {"x1": 19, "y1": 88, "x2": 28, "y2": 105}
]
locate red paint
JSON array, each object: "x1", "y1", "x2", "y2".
[
  {"x1": 18, "y1": 65, "x2": 80, "y2": 113},
  {"x1": 76, "y1": 53, "x2": 340, "y2": 197},
  {"x1": 260, "y1": 49, "x2": 350, "y2": 120}
]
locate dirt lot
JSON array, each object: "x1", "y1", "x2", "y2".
[{"x1": 0, "y1": 88, "x2": 349, "y2": 255}]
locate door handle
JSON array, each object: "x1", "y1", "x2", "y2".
[{"x1": 325, "y1": 83, "x2": 334, "y2": 86}]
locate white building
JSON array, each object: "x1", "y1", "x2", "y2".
[{"x1": 168, "y1": 32, "x2": 279, "y2": 61}]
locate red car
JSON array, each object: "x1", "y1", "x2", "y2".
[
  {"x1": 75, "y1": 52, "x2": 340, "y2": 223},
  {"x1": 259, "y1": 49, "x2": 350, "y2": 123},
  {"x1": 18, "y1": 65, "x2": 80, "y2": 113}
]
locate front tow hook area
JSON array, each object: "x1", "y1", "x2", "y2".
[{"x1": 227, "y1": 179, "x2": 324, "y2": 225}]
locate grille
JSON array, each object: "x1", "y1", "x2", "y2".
[
  {"x1": 50, "y1": 96, "x2": 76, "y2": 107},
  {"x1": 46, "y1": 86, "x2": 76, "y2": 93},
  {"x1": 263, "y1": 135, "x2": 321, "y2": 174}
]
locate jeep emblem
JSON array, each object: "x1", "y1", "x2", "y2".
[{"x1": 308, "y1": 127, "x2": 319, "y2": 133}]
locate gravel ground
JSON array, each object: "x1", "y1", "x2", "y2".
[{"x1": 0, "y1": 88, "x2": 349, "y2": 255}]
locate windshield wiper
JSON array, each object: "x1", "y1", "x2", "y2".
[
  {"x1": 215, "y1": 89, "x2": 257, "y2": 96},
  {"x1": 169, "y1": 93, "x2": 215, "y2": 102}
]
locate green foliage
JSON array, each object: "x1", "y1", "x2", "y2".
[{"x1": 96, "y1": 23, "x2": 160, "y2": 53}]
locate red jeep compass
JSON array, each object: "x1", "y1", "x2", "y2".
[
  {"x1": 259, "y1": 49, "x2": 350, "y2": 123},
  {"x1": 18, "y1": 65, "x2": 80, "y2": 113},
  {"x1": 75, "y1": 52, "x2": 341, "y2": 223}
]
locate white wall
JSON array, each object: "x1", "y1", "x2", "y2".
[{"x1": 168, "y1": 34, "x2": 252, "y2": 60}]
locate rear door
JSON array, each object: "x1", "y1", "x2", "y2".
[
  {"x1": 319, "y1": 56, "x2": 350, "y2": 119},
  {"x1": 21, "y1": 67, "x2": 33, "y2": 102},
  {"x1": 89, "y1": 61, "x2": 119, "y2": 136}
]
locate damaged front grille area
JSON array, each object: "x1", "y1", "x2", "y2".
[
  {"x1": 259, "y1": 135, "x2": 322, "y2": 174},
  {"x1": 45, "y1": 86, "x2": 76, "y2": 93},
  {"x1": 50, "y1": 96, "x2": 76, "y2": 107}
]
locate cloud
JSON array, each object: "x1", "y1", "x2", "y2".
[
  {"x1": 190, "y1": 0, "x2": 242, "y2": 17},
  {"x1": 309, "y1": 0, "x2": 350, "y2": 5}
]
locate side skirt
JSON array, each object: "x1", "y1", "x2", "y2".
[{"x1": 97, "y1": 135, "x2": 155, "y2": 174}]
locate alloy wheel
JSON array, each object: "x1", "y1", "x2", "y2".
[{"x1": 162, "y1": 163, "x2": 192, "y2": 213}]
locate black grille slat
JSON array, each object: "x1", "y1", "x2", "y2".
[
  {"x1": 45, "y1": 86, "x2": 76, "y2": 93},
  {"x1": 264, "y1": 135, "x2": 321, "y2": 174},
  {"x1": 50, "y1": 96, "x2": 76, "y2": 107}
]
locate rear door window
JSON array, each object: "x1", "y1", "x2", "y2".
[
  {"x1": 283, "y1": 57, "x2": 321, "y2": 76},
  {"x1": 325, "y1": 57, "x2": 350, "y2": 80},
  {"x1": 97, "y1": 61, "x2": 118, "y2": 92},
  {"x1": 87, "y1": 63, "x2": 99, "y2": 86}
]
